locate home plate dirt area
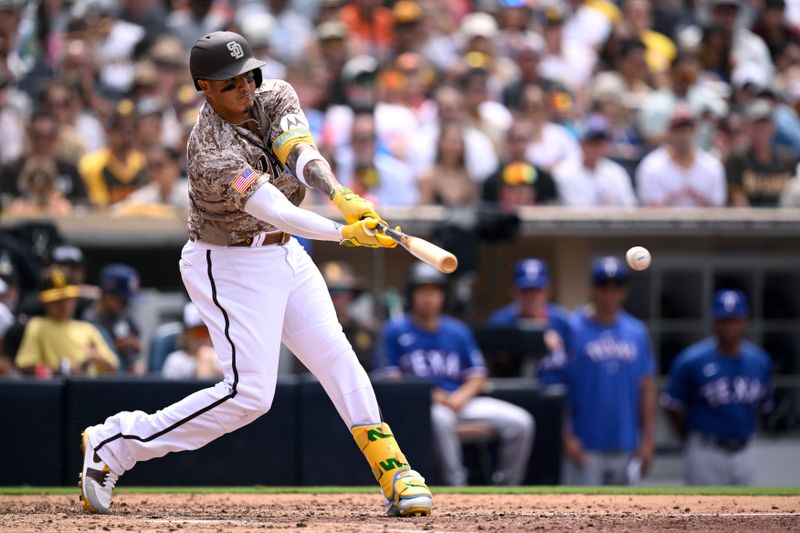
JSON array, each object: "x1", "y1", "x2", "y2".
[{"x1": 1, "y1": 493, "x2": 799, "y2": 532}]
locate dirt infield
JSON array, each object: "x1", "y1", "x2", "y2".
[{"x1": 1, "y1": 493, "x2": 798, "y2": 532}]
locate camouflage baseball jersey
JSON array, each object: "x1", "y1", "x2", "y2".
[{"x1": 186, "y1": 79, "x2": 314, "y2": 246}]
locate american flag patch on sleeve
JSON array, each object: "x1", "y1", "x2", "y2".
[{"x1": 231, "y1": 165, "x2": 258, "y2": 194}]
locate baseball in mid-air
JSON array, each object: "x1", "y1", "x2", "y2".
[{"x1": 626, "y1": 246, "x2": 651, "y2": 271}]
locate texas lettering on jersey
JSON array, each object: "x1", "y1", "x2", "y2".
[
  {"x1": 401, "y1": 349, "x2": 463, "y2": 381},
  {"x1": 700, "y1": 376, "x2": 767, "y2": 408}
]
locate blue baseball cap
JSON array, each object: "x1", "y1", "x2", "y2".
[
  {"x1": 713, "y1": 289, "x2": 749, "y2": 320},
  {"x1": 591, "y1": 256, "x2": 628, "y2": 284},
  {"x1": 99, "y1": 264, "x2": 140, "y2": 300},
  {"x1": 514, "y1": 258, "x2": 550, "y2": 290}
]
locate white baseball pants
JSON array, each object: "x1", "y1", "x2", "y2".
[
  {"x1": 87, "y1": 238, "x2": 381, "y2": 475},
  {"x1": 431, "y1": 397, "x2": 534, "y2": 486}
]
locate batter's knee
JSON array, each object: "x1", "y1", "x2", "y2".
[{"x1": 231, "y1": 378, "x2": 275, "y2": 418}]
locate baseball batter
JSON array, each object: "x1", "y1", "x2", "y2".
[{"x1": 79, "y1": 31, "x2": 432, "y2": 517}]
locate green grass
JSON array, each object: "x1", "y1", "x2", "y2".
[{"x1": 1, "y1": 486, "x2": 799, "y2": 496}]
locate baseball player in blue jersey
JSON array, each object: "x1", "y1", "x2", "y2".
[
  {"x1": 662, "y1": 289, "x2": 774, "y2": 485},
  {"x1": 380, "y1": 263, "x2": 534, "y2": 486},
  {"x1": 538, "y1": 257, "x2": 655, "y2": 485},
  {"x1": 488, "y1": 258, "x2": 571, "y2": 353}
]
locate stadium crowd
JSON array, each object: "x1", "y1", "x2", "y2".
[
  {"x1": 0, "y1": 0, "x2": 791, "y2": 486},
  {"x1": 2, "y1": 0, "x2": 800, "y2": 211}
]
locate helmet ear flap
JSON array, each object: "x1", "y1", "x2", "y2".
[{"x1": 253, "y1": 68, "x2": 263, "y2": 89}]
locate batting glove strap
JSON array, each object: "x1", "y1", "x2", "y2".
[
  {"x1": 340, "y1": 218, "x2": 397, "y2": 248},
  {"x1": 331, "y1": 186, "x2": 378, "y2": 224}
]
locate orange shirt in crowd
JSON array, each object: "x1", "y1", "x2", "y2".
[{"x1": 339, "y1": 3, "x2": 394, "y2": 51}]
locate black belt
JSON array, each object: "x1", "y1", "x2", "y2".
[
  {"x1": 697, "y1": 433, "x2": 749, "y2": 453},
  {"x1": 229, "y1": 232, "x2": 290, "y2": 247}
]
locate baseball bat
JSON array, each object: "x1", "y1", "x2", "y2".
[{"x1": 376, "y1": 223, "x2": 458, "y2": 274}]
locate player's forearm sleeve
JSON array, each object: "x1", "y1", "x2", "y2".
[{"x1": 243, "y1": 182, "x2": 342, "y2": 242}]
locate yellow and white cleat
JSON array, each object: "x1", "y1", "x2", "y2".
[
  {"x1": 384, "y1": 467, "x2": 432, "y2": 517},
  {"x1": 78, "y1": 430, "x2": 119, "y2": 514}
]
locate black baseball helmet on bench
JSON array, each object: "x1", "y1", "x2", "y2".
[{"x1": 190, "y1": 31, "x2": 265, "y2": 91}]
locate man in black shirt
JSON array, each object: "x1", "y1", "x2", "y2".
[
  {"x1": 0, "y1": 110, "x2": 88, "y2": 206},
  {"x1": 482, "y1": 119, "x2": 558, "y2": 209},
  {"x1": 726, "y1": 99, "x2": 798, "y2": 206}
]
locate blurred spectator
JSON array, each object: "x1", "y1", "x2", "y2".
[
  {"x1": 605, "y1": 38, "x2": 652, "y2": 102},
  {"x1": 780, "y1": 169, "x2": 800, "y2": 207},
  {"x1": 48, "y1": 243, "x2": 94, "y2": 317},
  {"x1": 620, "y1": 0, "x2": 677, "y2": 83},
  {"x1": 481, "y1": 119, "x2": 558, "y2": 209},
  {"x1": 57, "y1": 36, "x2": 111, "y2": 128},
  {"x1": 166, "y1": 0, "x2": 226, "y2": 52},
  {"x1": 323, "y1": 53, "x2": 378, "y2": 148},
  {"x1": 82, "y1": 263, "x2": 142, "y2": 374},
  {"x1": 15, "y1": 266, "x2": 117, "y2": 377},
  {"x1": 637, "y1": 51, "x2": 728, "y2": 148},
  {"x1": 489, "y1": 258, "x2": 571, "y2": 351},
  {"x1": 336, "y1": 112, "x2": 417, "y2": 206},
  {"x1": 708, "y1": 0, "x2": 774, "y2": 82},
  {"x1": 407, "y1": 85, "x2": 497, "y2": 183},
  {"x1": 373, "y1": 67, "x2": 418, "y2": 161},
  {"x1": 459, "y1": 67, "x2": 512, "y2": 153},
  {"x1": 751, "y1": 0, "x2": 800, "y2": 65},
  {"x1": 339, "y1": 0, "x2": 394, "y2": 59},
  {"x1": 662, "y1": 290, "x2": 774, "y2": 485},
  {"x1": 553, "y1": 114, "x2": 638, "y2": 207},
  {"x1": 320, "y1": 261, "x2": 375, "y2": 371},
  {"x1": 495, "y1": 1, "x2": 543, "y2": 59},
  {"x1": 418, "y1": 121, "x2": 478, "y2": 207},
  {"x1": 587, "y1": 74, "x2": 643, "y2": 174},
  {"x1": 379, "y1": 262, "x2": 534, "y2": 486},
  {"x1": 539, "y1": 257, "x2": 655, "y2": 485},
  {"x1": 0, "y1": 109, "x2": 87, "y2": 208},
  {"x1": 636, "y1": 105, "x2": 727, "y2": 207},
  {"x1": 563, "y1": 0, "x2": 619, "y2": 51},
  {"x1": 239, "y1": 12, "x2": 287, "y2": 81},
  {"x1": 458, "y1": 12, "x2": 518, "y2": 95},
  {"x1": 147, "y1": 36, "x2": 189, "y2": 102},
  {"x1": 40, "y1": 81, "x2": 105, "y2": 161},
  {"x1": 6, "y1": 156, "x2": 72, "y2": 216},
  {"x1": 502, "y1": 38, "x2": 543, "y2": 111},
  {"x1": 116, "y1": 146, "x2": 189, "y2": 211},
  {"x1": 726, "y1": 99, "x2": 798, "y2": 207},
  {"x1": 521, "y1": 85, "x2": 581, "y2": 172},
  {"x1": 415, "y1": 0, "x2": 460, "y2": 72},
  {"x1": 73, "y1": 0, "x2": 146, "y2": 99},
  {"x1": 545, "y1": 82, "x2": 580, "y2": 139},
  {"x1": 162, "y1": 302, "x2": 222, "y2": 380},
  {"x1": 79, "y1": 100, "x2": 147, "y2": 207},
  {"x1": 263, "y1": 0, "x2": 313, "y2": 66},
  {"x1": 0, "y1": 73, "x2": 25, "y2": 165},
  {"x1": 133, "y1": 96, "x2": 168, "y2": 153},
  {"x1": 392, "y1": 0, "x2": 424, "y2": 57},
  {"x1": 538, "y1": 4, "x2": 596, "y2": 93},
  {"x1": 0, "y1": 0, "x2": 32, "y2": 81},
  {"x1": 0, "y1": 277, "x2": 13, "y2": 344},
  {"x1": 118, "y1": 0, "x2": 168, "y2": 44}
]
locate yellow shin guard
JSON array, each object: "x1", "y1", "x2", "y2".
[
  {"x1": 351, "y1": 422, "x2": 432, "y2": 516},
  {"x1": 352, "y1": 422, "x2": 409, "y2": 496}
]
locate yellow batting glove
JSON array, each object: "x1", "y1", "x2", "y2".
[
  {"x1": 340, "y1": 218, "x2": 397, "y2": 248},
  {"x1": 330, "y1": 186, "x2": 378, "y2": 224}
]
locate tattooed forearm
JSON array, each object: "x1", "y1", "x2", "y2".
[{"x1": 286, "y1": 144, "x2": 340, "y2": 197}]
